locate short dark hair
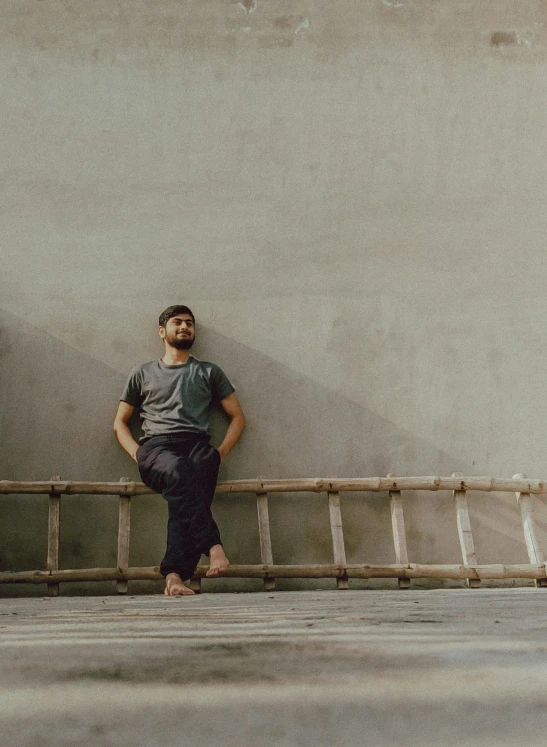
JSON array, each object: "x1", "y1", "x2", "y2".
[{"x1": 158, "y1": 305, "x2": 195, "y2": 328}]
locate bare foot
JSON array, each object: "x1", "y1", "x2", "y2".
[
  {"x1": 206, "y1": 544, "x2": 230, "y2": 577},
  {"x1": 164, "y1": 573, "x2": 196, "y2": 596}
]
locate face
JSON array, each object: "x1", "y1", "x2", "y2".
[{"x1": 159, "y1": 314, "x2": 195, "y2": 350}]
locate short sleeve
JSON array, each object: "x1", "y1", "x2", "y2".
[
  {"x1": 120, "y1": 366, "x2": 143, "y2": 407},
  {"x1": 210, "y1": 365, "x2": 235, "y2": 402}
]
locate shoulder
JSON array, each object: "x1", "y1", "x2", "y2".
[
  {"x1": 141, "y1": 359, "x2": 160, "y2": 372},
  {"x1": 191, "y1": 358, "x2": 227, "y2": 377},
  {"x1": 192, "y1": 359, "x2": 234, "y2": 397},
  {"x1": 130, "y1": 359, "x2": 157, "y2": 373},
  {"x1": 126, "y1": 360, "x2": 158, "y2": 380}
]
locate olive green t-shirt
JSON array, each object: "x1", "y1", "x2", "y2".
[{"x1": 120, "y1": 357, "x2": 235, "y2": 440}]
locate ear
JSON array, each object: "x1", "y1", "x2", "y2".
[{"x1": 158, "y1": 326, "x2": 166, "y2": 340}]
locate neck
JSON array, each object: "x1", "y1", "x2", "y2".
[{"x1": 161, "y1": 347, "x2": 191, "y2": 366}]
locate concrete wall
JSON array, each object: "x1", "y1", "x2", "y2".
[{"x1": 2, "y1": 0, "x2": 547, "y2": 594}]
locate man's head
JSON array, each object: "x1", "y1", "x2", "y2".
[{"x1": 158, "y1": 305, "x2": 196, "y2": 350}]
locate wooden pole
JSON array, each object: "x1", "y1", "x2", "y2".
[
  {"x1": 187, "y1": 576, "x2": 202, "y2": 593},
  {"x1": 2, "y1": 562, "x2": 547, "y2": 584},
  {"x1": 452, "y1": 472, "x2": 480, "y2": 588},
  {"x1": 327, "y1": 491, "x2": 349, "y2": 589},
  {"x1": 514, "y1": 473, "x2": 547, "y2": 588},
  {"x1": 2, "y1": 475, "x2": 547, "y2": 496},
  {"x1": 47, "y1": 475, "x2": 61, "y2": 597},
  {"x1": 388, "y1": 475, "x2": 410, "y2": 589},
  {"x1": 116, "y1": 477, "x2": 131, "y2": 595},
  {"x1": 256, "y1": 492, "x2": 275, "y2": 590}
]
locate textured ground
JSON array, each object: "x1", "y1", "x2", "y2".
[{"x1": 1, "y1": 588, "x2": 547, "y2": 746}]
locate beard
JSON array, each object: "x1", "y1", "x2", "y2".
[{"x1": 166, "y1": 333, "x2": 195, "y2": 350}]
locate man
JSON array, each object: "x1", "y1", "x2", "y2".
[{"x1": 113, "y1": 305, "x2": 245, "y2": 596}]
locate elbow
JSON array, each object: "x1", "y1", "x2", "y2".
[{"x1": 230, "y1": 413, "x2": 245, "y2": 433}]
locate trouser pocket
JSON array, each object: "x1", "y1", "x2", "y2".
[{"x1": 189, "y1": 440, "x2": 221, "y2": 470}]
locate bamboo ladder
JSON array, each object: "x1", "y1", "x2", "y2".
[{"x1": 1, "y1": 474, "x2": 547, "y2": 593}]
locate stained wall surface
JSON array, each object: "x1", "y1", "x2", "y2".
[{"x1": 2, "y1": 0, "x2": 547, "y2": 593}]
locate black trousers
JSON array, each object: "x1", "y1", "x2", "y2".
[{"x1": 136, "y1": 433, "x2": 222, "y2": 581}]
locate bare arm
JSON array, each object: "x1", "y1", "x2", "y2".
[
  {"x1": 113, "y1": 401, "x2": 140, "y2": 462},
  {"x1": 217, "y1": 393, "x2": 245, "y2": 462}
]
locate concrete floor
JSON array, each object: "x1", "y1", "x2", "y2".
[{"x1": 1, "y1": 588, "x2": 547, "y2": 746}]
